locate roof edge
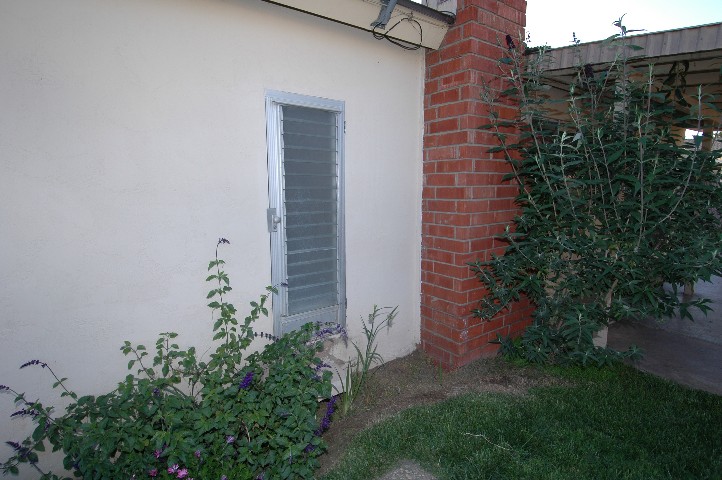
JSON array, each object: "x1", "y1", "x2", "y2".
[
  {"x1": 397, "y1": 0, "x2": 455, "y2": 25},
  {"x1": 263, "y1": 0, "x2": 453, "y2": 49}
]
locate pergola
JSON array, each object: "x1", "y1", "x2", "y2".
[{"x1": 536, "y1": 22, "x2": 722, "y2": 142}]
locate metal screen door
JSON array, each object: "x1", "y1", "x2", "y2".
[{"x1": 266, "y1": 91, "x2": 345, "y2": 334}]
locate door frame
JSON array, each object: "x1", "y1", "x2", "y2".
[{"x1": 265, "y1": 90, "x2": 346, "y2": 335}]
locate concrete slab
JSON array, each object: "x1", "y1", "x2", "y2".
[
  {"x1": 642, "y1": 276, "x2": 722, "y2": 346},
  {"x1": 609, "y1": 276, "x2": 722, "y2": 395},
  {"x1": 376, "y1": 461, "x2": 438, "y2": 480},
  {"x1": 609, "y1": 322, "x2": 722, "y2": 395}
]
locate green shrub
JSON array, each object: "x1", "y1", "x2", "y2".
[
  {"x1": 1, "y1": 239, "x2": 334, "y2": 479},
  {"x1": 472, "y1": 18, "x2": 722, "y2": 365}
]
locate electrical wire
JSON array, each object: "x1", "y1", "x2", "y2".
[{"x1": 372, "y1": 14, "x2": 423, "y2": 50}]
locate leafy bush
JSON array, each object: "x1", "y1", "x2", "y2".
[
  {"x1": 1, "y1": 239, "x2": 334, "y2": 479},
  {"x1": 472, "y1": 19, "x2": 722, "y2": 365}
]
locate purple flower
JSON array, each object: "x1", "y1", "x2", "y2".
[
  {"x1": 5, "y1": 441, "x2": 30, "y2": 460},
  {"x1": 6, "y1": 441, "x2": 22, "y2": 452},
  {"x1": 10, "y1": 408, "x2": 38, "y2": 418},
  {"x1": 314, "y1": 361, "x2": 330, "y2": 372},
  {"x1": 176, "y1": 468, "x2": 188, "y2": 478},
  {"x1": 226, "y1": 435, "x2": 235, "y2": 444},
  {"x1": 239, "y1": 371, "x2": 254, "y2": 390},
  {"x1": 327, "y1": 395, "x2": 337, "y2": 414},
  {"x1": 148, "y1": 468, "x2": 158, "y2": 477},
  {"x1": 194, "y1": 449, "x2": 201, "y2": 458},
  {"x1": 312, "y1": 361, "x2": 331, "y2": 381},
  {"x1": 220, "y1": 476, "x2": 228, "y2": 480},
  {"x1": 505, "y1": 34, "x2": 516, "y2": 50},
  {"x1": 314, "y1": 396, "x2": 337, "y2": 436},
  {"x1": 309, "y1": 323, "x2": 346, "y2": 344},
  {"x1": 0, "y1": 385, "x2": 9, "y2": 391},
  {"x1": 168, "y1": 464, "x2": 179, "y2": 474},
  {"x1": 218, "y1": 238, "x2": 230, "y2": 245},
  {"x1": 20, "y1": 360, "x2": 47, "y2": 369}
]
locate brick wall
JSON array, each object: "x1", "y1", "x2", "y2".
[{"x1": 421, "y1": 0, "x2": 533, "y2": 369}]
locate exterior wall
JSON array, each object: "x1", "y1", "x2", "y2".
[
  {"x1": 0, "y1": 0, "x2": 423, "y2": 465},
  {"x1": 421, "y1": 0, "x2": 533, "y2": 368}
]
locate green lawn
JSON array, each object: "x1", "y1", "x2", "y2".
[{"x1": 322, "y1": 365, "x2": 722, "y2": 480}]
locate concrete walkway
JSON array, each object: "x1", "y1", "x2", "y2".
[
  {"x1": 608, "y1": 276, "x2": 722, "y2": 395},
  {"x1": 375, "y1": 277, "x2": 721, "y2": 480}
]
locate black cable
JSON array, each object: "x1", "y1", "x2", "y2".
[{"x1": 372, "y1": 15, "x2": 423, "y2": 50}]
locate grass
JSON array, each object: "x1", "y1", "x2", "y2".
[{"x1": 321, "y1": 364, "x2": 722, "y2": 480}]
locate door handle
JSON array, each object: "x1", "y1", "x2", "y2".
[{"x1": 267, "y1": 208, "x2": 281, "y2": 232}]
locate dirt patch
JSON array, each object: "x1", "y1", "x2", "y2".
[{"x1": 317, "y1": 349, "x2": 565, "y2": 476}]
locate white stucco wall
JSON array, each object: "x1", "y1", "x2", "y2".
[{"x1": 0, "y1": 0, "x2": 423, "y2": 472}]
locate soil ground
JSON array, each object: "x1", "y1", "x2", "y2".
[{"x1": 317, "y1": 349, "x2": 565, "y2": 476}]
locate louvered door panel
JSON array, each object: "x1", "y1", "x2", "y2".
[
  {"x1": 281, "y1": 105, "x2": 340, "y2": 317},
  {"x1": 266, "y1": 91, "x2": 345, "y2": 335}
]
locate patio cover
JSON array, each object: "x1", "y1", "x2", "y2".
[{"x1": 535, "y1": 22, "x2": 722, "y2": 131}]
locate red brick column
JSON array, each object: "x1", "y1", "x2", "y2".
[{"x1": 420, "y1": 0, "x2": 533, "y2": 369}]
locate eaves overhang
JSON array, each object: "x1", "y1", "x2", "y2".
[{"x1": 262, "y1": 0, "x2": 454, "y2": 50}]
